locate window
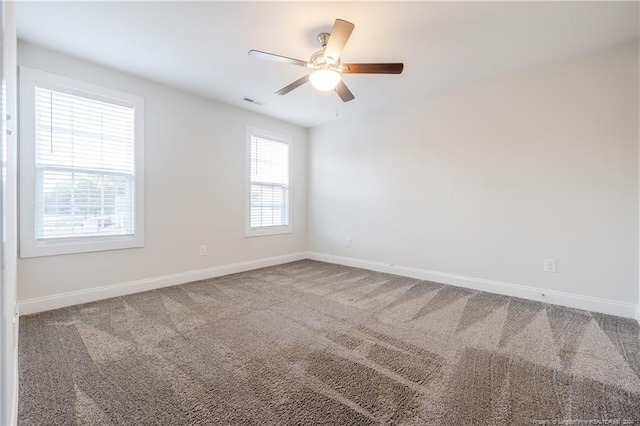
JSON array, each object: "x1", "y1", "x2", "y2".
[
  {"x1": 19, "y1": 67, "x2": 144, "y2": 257},
  {"x1": 246, "y1": 126, "x2": 291, "y2": 237}
]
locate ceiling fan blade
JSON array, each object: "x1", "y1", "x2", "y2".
[
  {"x1": 341, "y1": 63, "x2": 404, "y2": 74},
  {"x1": 323, "y1": 19, "x2": 355, "y2": 64},
  {"x1": 334, "y1": 80, "x2": 355, "y2": 102},
  {"x1": 248, "y1": 50, "x2": 311, "y2": 68},
  {"x1": 275, "y1": 75, "x2": 310, "y2": 95}
]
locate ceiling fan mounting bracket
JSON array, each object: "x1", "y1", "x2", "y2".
[{"x1": 317, "y1": 32, "x2": 331, "y2": 47}]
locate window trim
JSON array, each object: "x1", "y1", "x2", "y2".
[
  {"x1": 245, "y1": 126, "x2": 292, "y2": 237},
  {"x1": 19, "y1": 66, "x2": 145, "y2": 258}
]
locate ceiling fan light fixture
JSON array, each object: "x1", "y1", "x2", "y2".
[{"x1": 309, "y1": 69, "x2": 341, "y2": 91}]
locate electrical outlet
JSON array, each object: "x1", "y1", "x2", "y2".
[
  {"x1": 544, "y1": 259, "x2": 557, "y2": 273},
  {"x1": 345, "y1": 238, "x2": 351, "y2": 247},
  {"x1": 199, "y1": 245, "x2": 207, "y2": 256}
]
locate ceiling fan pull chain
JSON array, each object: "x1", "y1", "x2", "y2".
[{"x1": 312, "y1": 86, "x2": 316, "y2": 126}]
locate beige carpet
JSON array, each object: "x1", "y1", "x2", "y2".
[{"x1": 18, "y1": 260, "x2": 640, "y2": 425}]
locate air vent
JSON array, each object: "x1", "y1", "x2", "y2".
[{"x1": 243, "y1": 97, "x2": 264, "y2": 106}]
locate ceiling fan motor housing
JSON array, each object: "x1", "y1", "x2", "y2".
[{"x1": 311, "y1": 48, "x2": 340, "y2": 69}]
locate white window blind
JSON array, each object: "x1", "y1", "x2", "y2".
[
  {"x1": 35, "y1": 86, "x2": 135, "y2": 241},
  {"x1": 249, "y1": 135, "x2": 289, "y2": 229}
]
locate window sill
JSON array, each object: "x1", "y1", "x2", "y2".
[
  {"x1": 20, "y1": 234, "x2": 144, "y2": 258},
  {"x1": 245, "y1": 226, "x2": 292, "y2": 238}
]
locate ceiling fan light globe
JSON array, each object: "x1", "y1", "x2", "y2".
[{"x1": 309, "y1": 70, "x2": 341, "y2": 91}]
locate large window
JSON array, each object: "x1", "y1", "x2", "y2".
[
  {"x1": 246, "y1": 126, "x2": 291, "y2": 236},
  {"x1": 19, "y1": 67, "x2": 144, "y2": 257}
]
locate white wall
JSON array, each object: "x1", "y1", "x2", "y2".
[
  {"x1": 17, "y1": 41, "x2": 640, "y2": 319},
  {"x1": 309, "y1": 42, "x2": 639, "y2": 315},
  {"x1": 17, "y1": 42, "x2": 308, "y2": 305}
]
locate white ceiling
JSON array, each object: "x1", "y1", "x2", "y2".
[{"x1": 16, "y1": 1, "x2": 640, "y2": 128}]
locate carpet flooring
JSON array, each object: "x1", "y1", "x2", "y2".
[{"x1": 18, "y1": 260, "x2": 640, "y2": 425}]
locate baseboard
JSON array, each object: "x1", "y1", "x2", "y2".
[
  {"x1": 307, "y1": 252, "x2": 638, "y2": 320},
  {"x1": 18, "y1": 252, "x2": 307, "y2": 315},
  {"x1": 17, "y1": 250, "x2": 639, "y2": 322}
]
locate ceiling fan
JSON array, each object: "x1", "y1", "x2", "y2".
[{"x1": 248, "y1": 19, "x2": 404, "y2": 102}]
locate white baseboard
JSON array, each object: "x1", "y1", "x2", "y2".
[
  {"x1": 18, "y1": 252, "x2": 307, "y2": 316},
  {"x1": 17, "y1": 250, "x2": 639, "y2": 322},
  {"x1": 307, "y1": 252, "x2": 639, "y2": 320}
]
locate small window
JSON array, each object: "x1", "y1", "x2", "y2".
[
  {"x1": 246, "y1": 126, "x2": 291, "y2": 237},
  {"x1": 19, "y1": 67, "x2": 144, "y2": 257}
]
